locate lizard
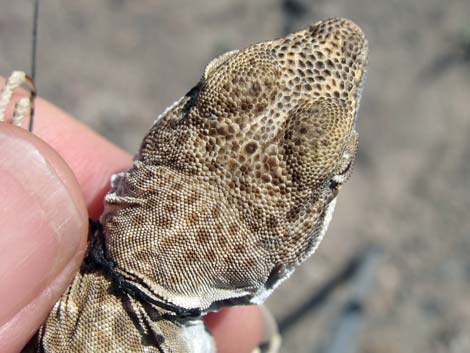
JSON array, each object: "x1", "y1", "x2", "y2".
[{"x1": 0, "y1": 17, "x2": 368, "y2": 353}]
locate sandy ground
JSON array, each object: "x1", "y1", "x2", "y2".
[{"x1": 1, "y1": 0, "x2": 469, "y2": 352}]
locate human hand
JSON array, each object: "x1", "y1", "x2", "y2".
[{"x1": 0, "y1": 88, "x2": 263, "y2": 353}]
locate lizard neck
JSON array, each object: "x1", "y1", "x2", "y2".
[
  {"x1": 28, "y1": 267, "x2": 212, "y2": 352},
  {"x1": 99, "y1": 165, "x2": 276, "y2": 313},
  {"x1": 83, "y1": 220, "x2": 203, "y2": 318}
]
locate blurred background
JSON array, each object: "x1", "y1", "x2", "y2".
[{"x1": 1, "y1": 0, "x2": 469, "y2": 352}]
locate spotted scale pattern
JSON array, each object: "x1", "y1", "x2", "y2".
[{"x1": 25, "y1": 18, "x2": 368, "y2": 353}]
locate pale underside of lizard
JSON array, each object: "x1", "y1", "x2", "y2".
[{"x1": 1, "y1": 17, "x2": 368, "y2": 353}]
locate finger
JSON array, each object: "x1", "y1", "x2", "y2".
[
  {"x1": 205, "y1": 306, "x2": 263, "y2": 353},
  {"x1": 0, "y1": 124, "x2": 88, "y2": 353}
]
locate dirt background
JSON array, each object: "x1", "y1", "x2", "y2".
[{"x1": 1, "y1": 0, "x2": 469, "y2": 352}]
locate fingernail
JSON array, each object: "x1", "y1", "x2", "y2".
[
  {"x1": 0, "y1": 127, "x2": 86, "y2": 326},
  {"x1": 259, "y1": 305, "x2": 281, "y2": 351}
]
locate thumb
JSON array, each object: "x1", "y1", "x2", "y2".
[{"x1": 0, "y1": 124, "x2": 88, "y2": 353}]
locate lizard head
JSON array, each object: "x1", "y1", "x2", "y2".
[{"x1": 102, "y1": 18, "x2": 368, "y2": 312}]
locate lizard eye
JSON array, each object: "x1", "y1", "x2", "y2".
[
  {"x1": 328, "y1": 129, "x2": 359, "y2": 190},
  {"x1": 328, "y1": 133, "x2": 358, "y2": 192},
  {"x1": 338, "y1": 157, "x2": 354, "y2": 176},
  {"x1": 329, "y1": 159, "x2": 353, "y2": 190},
  {"x1": 203, "y1": 49, "x2": 240, "y2": 80},
  {"x1": 196, "y1": 45, "x2": 280, "y2": 118}
]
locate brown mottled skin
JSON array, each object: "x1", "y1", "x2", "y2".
[{"x1": 23, "y1": 18, "x2": 368, "y2": 353}]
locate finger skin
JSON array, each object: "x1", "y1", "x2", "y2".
[
  {"x1": 205, "y1": 306, "x2": 263, "y2": 353},
  {"x1": 0, "y1": 125, "x2": 88, "y2": 353},
  {"x1": 0, "y1": 85, "x2": 262, "y2": 352}
]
